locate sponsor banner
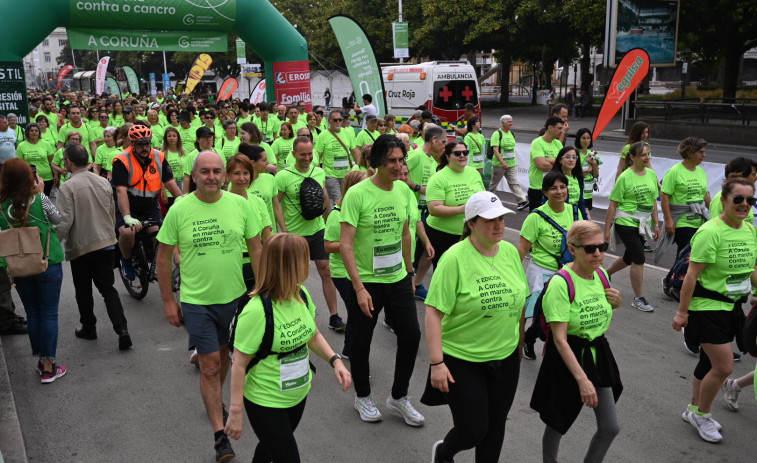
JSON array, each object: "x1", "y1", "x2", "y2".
[
  {"x1": 593, "y1": 48, "x2": 649, "y2": 141},
  {"x1": 392, "y1": 22, "x2": 409, "y2": 59},
  {"x1": 95, "y1": 56, "x2": 110, "y2": 95},
  {"x1": 0, "y1": 63, "x2": 29, "y2": 124},
  {"x1": 328, "y1": 15, "x2": 386, "y2": 117},
  {"x1": 272, "y1": 61, "x2": 311, "y2": 111},
  {"x1": 163, "y1": 73, "x2": 171, "y2": 92},
  {"x1": 185, "y1": 53, "x2": 213, "y2": 94},
  {"x1": 610, "y1": 0, "x2": 679, "y2": 66},
  {"x1": 217, "y1": 78, "x2": 239, "y2": 101},
  {"x1": 56, "y1": 65, "x2": 74, "y2": 88},
  {"x1": 106, "y1": 77, "x2": 121, "y2": 98},
  {"x1": 69, "y1": 0, "x2": 236, "y2": 32},
  {"x1": 122, "y1": 66, "x2": 140, "y2": 95},
  {"x1": 250, "y1": 79, "x2": 266, "y2": 104},
  {"x1": 236, "y1": 38, "x2": 246, "y2": 64},
  {"x1": 67, "y1": 28, "x2": 227, "y2": 52},
  {"x1": 149, "y1": 73, "x2": 157, "y2": 97}
]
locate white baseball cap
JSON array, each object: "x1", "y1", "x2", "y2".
[{"x1": 464, "y1": 191, "x2": 515, "y2": 223}]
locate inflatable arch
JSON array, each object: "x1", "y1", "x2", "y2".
[{"x1": 0, "y1": 0, "x2": 312, "y2": 119}]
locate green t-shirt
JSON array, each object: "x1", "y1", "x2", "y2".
[
  {"x1": 543, "y1": 267, "x2": 613, "y2": 341},
  {"x1": 108, "y1": 114, "x2": 124, "y2": 128},
  {"x1": 709, "y1": 191, "x2": 755, "y2": 223},
  {"x1": 271, "y1": 137, "x2": 294, "y2": 171},
  {"x1": 399, "y1": 181, "x2": 421, "y2": 257},
  {"x1": 490, "y1": 129, "x2": 516, "y2": 168},
  {"x1": 609, "y1": 168, "x2": 659, "y2": 227},
  {"x1": 566, "y1": 175, "x2": 580, "y2": 207},
  {"x1": 156, "y1": 192, "x2": 262, "y2": 305},
  {"x1": 315, "y1": 129, "x2": 356, "y2": 178},
  {"x1": 284, "y1": 151, "x2": 319, "y2": 170},
  {"x1": 58, "y1": 122, "x2": 93, "y2": 155},
  {"x1": 341, "y1": 178, "x2": 412, "y2": 284},
  {"x1": 52, "y1": 147, "x2": 92, "y2": 184},
  {"x1": 355, "y1": 129, "x2": 379, "y2": 148},
  {"x1": 290, "y1": 120, "x2": 307, "y2": 133},
  {"x1": 239, "y1": 193, "x2": 268, "y2": 264},
  {"x1": 237, "y1": 115, "x2": 253, "y2": 125},
  {"x1": 579, "y1": 150, "x2": 603, "y2": 200},
  {"x1": 406, "y1": 147, "x2": 436, "y2": 207},
  {"x1": 528, "y1": 137, "x2": 563, "y2": 190},
  {"x1": 661, "y1": 162, "x2": 708, "y2": 229},
  {"x1": 341, "y1": 126, "x2": 357, "y2": 145},
  {"x1": 252, "y1": 116, "x2": 278, "y2": 142},
  {"x1": 274, "y1": 166, "x2": 327, "y2": 236},
  {"x1": 94, "y1": 144, "x2": 120, "y2": 172},
  {"x1": 215, "y1": 136, "x2": 241, "y2": 161},
  {"x1": 177, "y1": 126, "x2": 196, "y2": 155},
  {"x1": 249, "y1": 173, "x2": 277, "y2": 234},
  {"x1": 426, "y1": 239, "x2": 528, "y2": 362},
  {"x1": 426, "y1": 166, "x2": 485, "y2": 235},
  {"x1": 520, "y1": 203, "x2": 575, "y2": 271},
  {"x1": 164, "y1": 149, "x2": 185, "y2": 198},
  {"x1": 41, "y1": 129, "x2": 58, "y2": 151},
  {"x1": 463, "y1": 132, "x2": 486, "y2": 169},
  {"x1": 235, "y1": 288, "x2": 316, "y2": 408},
  {"x1": 411, "y1": 135, "x2": 423, "y2": 148},
  {"x1": 325, "y1": 207, "x2": 347, "y2": 279},
  {"x1": 620, "y1": 143, "x2": 652, "y2": 159},
  {"x1": 16, "y1": 140, "x2": 54, "y2": 181},
  {"x1": 689, "y1": 218, "x2": 757, "y2": 311},
  {"x1": 150, "y1": 124, "x2": 165, "y2": 149},
  {"x1": 36, "y1": 111, "x2": 59, "y2": 130},
  {"x1": 90, "y1": 125, "x2": 105, "y2": 148},
  {"x1": 190, "y1": 117, "x2": 202, "y2": 128},
  {"x1": 183, "y1": 148, "x2": 223, "y2": 179}
]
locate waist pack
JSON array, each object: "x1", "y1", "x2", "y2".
[{"x1": 0, "y1": 203, "x2": 51, "y2": 278}]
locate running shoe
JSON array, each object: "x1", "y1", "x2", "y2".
[
  {"x1": 523, "y1": 341, "x2": 536, "y2": 360},
  {"x1": 382, "y1": 317, "x2": 395, "y2": 334},
  {"x1": 431, "y1": 440, "x2": 444, "y2": 463},
  {"x1": 329, "y1": 314, "x2": 347, "y2": 332},
  {"x1": 354, "y1": 395, "x2": 382, "y2": 422},
  {"x1": 214, "y1": 435, "x2": 235, "y2": 462},
  {"x1": 644, "y1": 243, "x2": 654, "y2": 253},
  {"x1": 682, "y1": 404, "x2": 721, "y2": 430},
  {"x1": 189, "y1": 348, "x2": 199, "y2": 367},
  {"x1": 386, "y1": 395, "x2": 425, "y2": 427},
  {"x1": 631, "y1": 296, "x2": 654, "y2": 312},
  {"x1": 682, "y1": 328, "x2": 699, "y2": 356},
  {"x1": 415, "y1": 284, "x2": 428, "y2": 301},
  {"x1": 120, "y1": 258, "x2": 135, "y2": 281},
  {"x1": 722, "y1": 378, "x2": 740, "y2": 411},
  {"x1": 688, "y1": 412, "x2": 722, "y2": 443},
  {"x1": 517, "y1": 201, "x2": 529, "y2": 211},
  {"x1": 40, "y1": 364, "x2": 67, "y2": 384},
  {"x1": 733, "y1": 352, "x2": 742, "y2": 362},
  {"x1": 662, "y1": 277, "x2": 673, "y2": 300}
]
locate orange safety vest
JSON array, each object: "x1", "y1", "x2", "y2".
[{"x1": 113, "y1": 146, "x2": 165, "y2": 198}]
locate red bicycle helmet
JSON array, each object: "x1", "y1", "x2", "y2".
[{"x1": 128, "y1": 125, "x2": 152, "y2": 143}]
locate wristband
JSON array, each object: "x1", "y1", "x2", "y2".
[
  {"x1": 430, "y1": 360, "x2": 444, "y2": 366},
  {"x1": 676, "y1": 312, "x2": 689, "y2": 317},
  {"x1": 329, "y1": 353, "x2": 343, "y2": 367}
]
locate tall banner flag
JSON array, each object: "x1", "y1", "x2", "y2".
[
  {"x1": 95, "y1": 56, "x2": 111, "y2": 95},
  {"x1": 56, "y1": 65, "x2": 74, "y2": 88},
  {"x1": 217, "y1": 78, "x2": 239, "y2": 101},
  {"x1": 149, "y1": 73, "x2": 157, "y2": 97},
  {"x1": 592, "y1": 48, "x2": 649, "y2": 141},
  {"x1": 162, "y1": 73, "x2": 171, "y2": 92},
  {"x1": 328, "y1": 15, "x2": 387, "y2": 117},
  {"x1": 185, "y1": 53, "x2": 213, "y2": 94},
  {"x1": 122, "y1": 66, "x2": 140, "y2": 95},
  {"x1": 250, "y1": 80, "x2": 266, "y2": 104},
  {"x1": 106, "y1": 77, "x2": 121, "y2": 98}
]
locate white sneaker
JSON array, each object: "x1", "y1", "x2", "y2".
[
  {"x1": 354, "y1": 395, "x2": 382, "y2": 422},
  {"x1": 386, "y1": 395, "x2": 425, "y2": 427},
  {"x1": 688, "y1": 412, "x2": 723, "y2": 443},
  {"x1": 722, "y1": 378, "x2": 740, "y2": 412},
  {"x1": 631, "y1": 296, "x2": 654, "y2": 312},
  {"x1": 682, "y1": 405, "x2": 721, "y2": 430}
]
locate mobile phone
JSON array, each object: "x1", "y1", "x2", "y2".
[{"x1": 30, "y1": 165, "x2": 37, "y2": 175}]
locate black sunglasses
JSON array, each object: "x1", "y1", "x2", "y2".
[
  {"x1": 450, "y1": 149, "x2": 469, "y2": 157},
  {"x1": 732, "y1": 195, "x2": 757, "y2": 206},
  {"x1": 331, "y1": 118, "x2": 342, "y2": 122},
  {"x1": 573, "y1": 242, "x2": 609, "y2": 253}
]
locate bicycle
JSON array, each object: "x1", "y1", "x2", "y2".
[{"x1": 117, "y1": 219, "x2": 180, "y2": 302}]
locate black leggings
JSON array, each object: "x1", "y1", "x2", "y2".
[
  {"x1": 528, "y1": 188, "x2": 544, "y2": 212},
  {"x1": 615, "y1": 224, "x2": 646, "y2": 266},
  {"x1": 245, "y1": 397, "x2": 307, "y2": 463},
  {"x1": 437, "y1": 352, "x2": 520, "y2": 463},
  {"x1": 425, "y1": 224, "x2": 461, "y2": 268},
  {"x1": 674, "y1": 226, "x2": 697, "y2": 257}
]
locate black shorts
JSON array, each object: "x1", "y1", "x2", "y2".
[
  {"x1": 115, "y1": 206, "x2": 162, "y2": 231},
  {"x1": 304, "y1": 229, "x2": 328, "y2": 261},
  {"x1": 615, "y1": 223, "x2": 646, "y2": 265},
  {"x1": 585, "y1": 197, "x2": 593, "y2": 210},
  {"x1": 684, "y1": 309, "x2": 737, "y2": 346}
]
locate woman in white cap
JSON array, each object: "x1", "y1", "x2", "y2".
[{"x1": 425, "y1": 191, "x2": 527, "y2": 463}]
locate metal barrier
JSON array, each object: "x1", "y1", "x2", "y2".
[{"x1": 632, "y1": 100, "x2": 756, "y2": 125}]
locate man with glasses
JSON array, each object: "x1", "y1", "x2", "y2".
[
  {"x1": 58, "y1": 106, "x2": 96, "y2": 157},
  {"x1": 91, "y1": 111, "x2": 111, "y2": 148},
  {"x1": 316, "y1": 110, "x2": 360, "y2": 206}
]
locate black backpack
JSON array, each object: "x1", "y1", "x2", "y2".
[
  {"x1": 228, "y1": 289, "x2": 311, "y2": 373},
  {"x1": 284, "y1": 167, "x2": 325, "y2": 220},
  {"x1": 662, "y1": 243, "x2": 691, "y2": 302}
]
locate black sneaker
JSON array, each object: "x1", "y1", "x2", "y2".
[
  {"x1": 682, "y1": 328, "x2": 699, "y2": 356},
  {"x1": 214, "y1": 435, "x2": 235, "y2": 463},
  {"x1": 733, "y1": 351, "x2": 742, "y2": 362},
  {"x1": 523, "y1": 342, "x2": 536, "y2": 360},
  {"x1": 517, "y1": 201, "x2": 529, "y2": 211},
  {"x1": 118, "y1": 330, "x2": 132, "y2": 350},
  {"x1": 329, "y1": 314, "x2": 346, "y2": 332},
  {"x1": 75, "y1": 326, "x2": 97, "y2": 340}
]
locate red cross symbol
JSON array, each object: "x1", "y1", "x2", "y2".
[
  {"x1": 438, "y1": 86, "x2": 453, "y2": 102},
  {"x1": 462, "y1": 86, "x2": 473, "y2": 101}
]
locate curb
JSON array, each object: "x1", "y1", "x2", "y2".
[{"x1": 0, "y1": 336, "x2": 28, "y2": 463}]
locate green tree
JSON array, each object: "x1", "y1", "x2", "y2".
[{"x1": 563, "y1": 0, "x2": 605, "y2": 94}]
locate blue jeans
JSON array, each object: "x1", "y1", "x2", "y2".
[{"x1": 14, "y1": 264, "x2": 63, "y2": 360}]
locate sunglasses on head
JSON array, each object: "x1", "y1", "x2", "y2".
[
  {"x1": 732, "y1": 195, "x2": 757, "y2": 206},
  {"x1": 572, "y1": 242, "x2": 609, "y2": 253},
  {"x1": 451, "y1": 149, "x2": 469, "y2": 157}
]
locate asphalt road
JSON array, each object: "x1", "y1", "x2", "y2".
[{"x1": 3, "y1": 226, "x2": 756, "y2": 463}]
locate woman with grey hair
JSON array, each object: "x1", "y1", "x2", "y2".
[{"x1": 489, "y1": 115, "x2": 528, "y2": 210}]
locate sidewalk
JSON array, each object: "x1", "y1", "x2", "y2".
[{"x1": 0, "y1": 337, "x2": 27, "y2": 463}]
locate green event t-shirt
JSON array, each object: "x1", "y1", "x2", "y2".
[
  {"x1": 183, "y1": 148, "x2": 224, "y2": 179},
  {"x1": 520, "y1": 203, "x2": 575, "y2": 271},
  {"x1": 284, "y1": 151, "x2": 319, "y2": 171},
  {"x1": 252, "y1": 116, "x2": 278, "y2": 142},
  {"x1": 314, "y1": 129, "x2": 356, "y2": 178},
  {"x1": 709, "y1": 191, "x2": 755, "y2": 223},
  {"x1": 41, "y1": 129, "x2": 58, "y2": 151},
  {"x1": 406, "y1": 147, "x2": 437, "y2": 207},
  {"x1": 579, "y1": 150, "x2": 603, "y2": 200},
  {"x1": 95, "y1": 144, "x2": 121, "y2": 172},
  {"x1": 398, "y1": 181, "x2": 421, "y2": 256},
  {"x1": 215, "y1": 136, "x2": 242, "y2": 161},
  {"x1": 543, "y1": 267, "x2": 613, "y2": 341},
  {"x1": 341, "y1": 178, "x2": 412, "y2": 284},
  {"x1": 271, "y1": 137, "x2": 294, "y2": 171},
  {"x1": 164, "y1": 149, "x2": 184, "y2": 198},
  {"x1": 58, "y1": 122, "x2": 94, "y2": 155},
  {"x1": 16, "y1": 140, "x2": 54, "y2": 181},
  {"x1": 36, "y1": 111, "x2": 58, "y2": 130},
  {"x1": 150, "y1": 124, "x2": 165, "y2": 149},
  {"x1": 52, "y1": 147, "x2": 92, "y2": 184},
  {"x1": 661, "y1": 162, "x2": 708, "y2": 229},
  {"x1": 567, "y1": 175, "x2": 581, "y2": 207},
  {"x1": 355, "y1": 129, "x2": 379, "y2": 148},
  {"x1": 156, "y1": 192, "x2": 262, "y2": 305},
  {"x1": 620, "y1": 143, "x2": 653, "y2": 159},
  {"x1": 425, "y1": 239, "x2": 528, "y2": 362},
  {"x1": 90, "y1": 125, "x2": 105, "y2": 148},
  {"x1": 324, "y1": 207, "x2": 347, "y2": 279},
  {"x1": 249, "y1": 173, "x2": 277, "y2": 234},
  {"x1": 235, "y1": 287, "x2": 316, "y2": 408},
  {"x1": 239, "y1": 193, "x2": 269, "y2": 264},
  {"x1": 426, "y1": 166, "x2": 485, "y2": 235},
  {"x1": 108, "y1": 114, "x2": 124, "y2": 128},
  {"x1": 490, "y1": 129, "x2": 517, "y2": 168},
  {"x1": 689, "y1": 218, "x2": 757, "y2": 311},
  {"x1": 609, "y1": 167, "x2": 659, "y2": 227},
  {"x1": 177, "y1": 126, "x2": 196, "y2": 155},
  {"x1": 274, "y1": 166, "x2": 327, "y2": 236},
  {"x1": 463, "y1": 132, "x2": 486, "y2": 169},
  {"x1": 529, "y1": 136, "x2": 563, "y2": 190}
]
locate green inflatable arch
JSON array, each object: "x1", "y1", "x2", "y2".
[{"x1": 0, "y1": 0, "x2": 310, "y2": 118}]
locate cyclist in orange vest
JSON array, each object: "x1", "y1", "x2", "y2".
[{"x1": 112, "y1": 124, "x2": 183, "y2": 280}]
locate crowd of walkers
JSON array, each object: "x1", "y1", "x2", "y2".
[{"x1": 0, "y1": 89, "x2": 755, "y2": 462}]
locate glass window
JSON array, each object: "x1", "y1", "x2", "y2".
[
  {"x1": 59, "y1": 39, "x2": 67, "y2": 46},
  {"x1": 43, "y1": 52, "x2": 51, "y2": 63},
  {"x1": 432, "y1": 80, "x2": 479, "y2": 111},
  {"x1": 43, "y1": 39, "x2": 49, "y2": 47}
]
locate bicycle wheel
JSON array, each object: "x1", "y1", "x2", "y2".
[{"x1": 121, "y1": 245, "x2": 150, "y2": 300}]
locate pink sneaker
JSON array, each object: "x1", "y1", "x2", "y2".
[{"x1": 41, "y1": 364, "x2": 67, "y2": 384}]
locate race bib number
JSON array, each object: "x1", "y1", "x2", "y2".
[
  {"x1": 473, "y1": 154, "x2": 484, "y2": 163},
  {"x1": 333, "y1": 155, "x2": 349, "y2": 170},
  {"x1": 373, "y1": 240, "x2": 403, "y2": 276},
  {"x1": 280, "y1": 347, "x2": 310, "y2": 392},
  {"x1": 725, "y1": 273, "x2": 752, "y2": 299},
  {"x1": 502, "y1": 151, "x2": 515, "y2": 160}
]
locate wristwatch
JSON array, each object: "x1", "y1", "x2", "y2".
[
  {"x1": 329, "y1": 353, "x2": 343, "y2": 367},
  {"x1": 413, "y1": 184, "x2": 421, "y2": 192}
]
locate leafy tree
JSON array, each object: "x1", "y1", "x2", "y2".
[{"x1": 563, "y1": 0, "x2": 605, "y2": 94}]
